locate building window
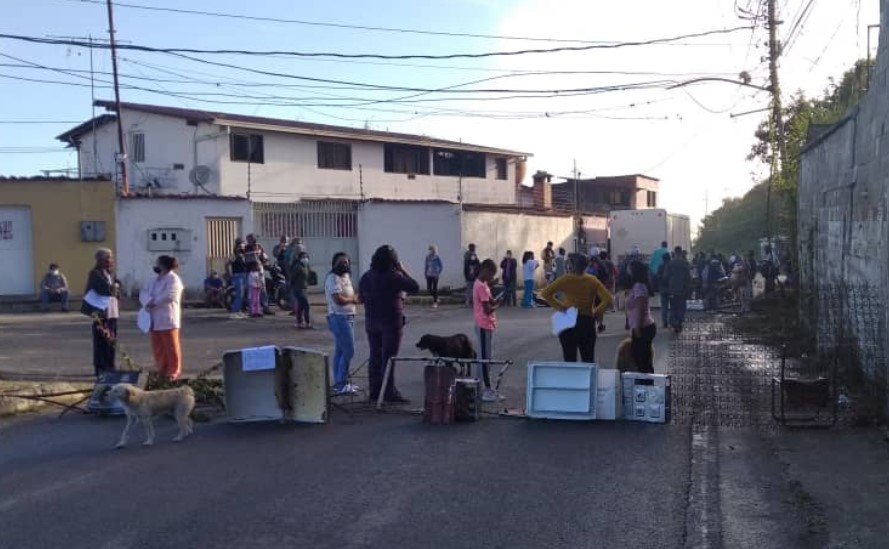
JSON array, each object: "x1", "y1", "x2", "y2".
[
  {"x1": 131, "y1": 132, "x2": 145, "y2": 164},
  {"x1": 317, "y1": 141, "x2": 352, "y2": 170},
  {"x1": 230, "y1": 133, "x2": 264, "y2": 163},
  {"x1": 609, "y1": 190, "x2": 622, "y2": 205},
  {"x1": 646, "y1": 190, "x2": 657, "y2": 207},
  {"x1": 0, "y1": 220, "x2": 12, "y2": 240},
  {"x1": 495, "y1": 158, "x2": 508, "y2": 180},
  {"x1": 384, "y1": 144, "x2": 429, "y2": 175},
  {"x1": 432, "y1": 148, "x2": 486, "y2": 178}
]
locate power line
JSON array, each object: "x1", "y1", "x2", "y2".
[
  {"x1": 0, "y1": 120, "x2": 81, "y2": 124},
  {"x1": 0, "y1": 27, "x2": 753, "y2": 61},
  {"x1": 782, "y1": 0, "x2": 818, "y2": 55},
  {"x1": 60, "y1": 0, "x2": 743, "y2": 47}
]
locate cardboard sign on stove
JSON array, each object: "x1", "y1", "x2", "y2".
[{"x1": 621, "y1": 372, "x2": 671, "y2": 424}]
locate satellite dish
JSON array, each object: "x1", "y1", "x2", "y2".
[{"x1": 189, "y1": 165, "x2": 211, "y2": 186}]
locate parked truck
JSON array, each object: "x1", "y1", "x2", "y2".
[{"x1": 608, "y1": 209, "x2": 692, "y2": 260}]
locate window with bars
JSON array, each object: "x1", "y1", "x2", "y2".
[
  {"x1": 384, "y1": 144, "x2": 430, "y2": 175},
  {"x1": 432, "y1": 149, "x2": 486, "y2": 178},
  {"x1": 131, "y1": 132, "x2": 145, "y2": 164},
  {"x1": 0, "y1": 220, "x2": 12, "y2": 240},
  {"x1": 495, "y1": 158, "x2": 508, "y2": 180},
  {"x1": 646, "y1": 190, "x2": 657, "y2": 207},
  {"x1": 230, "y1": 133, "x2": 264, "y2": 163},
  {"x1": 317, "y1": 141, "x2": 352, "y2": 170}
]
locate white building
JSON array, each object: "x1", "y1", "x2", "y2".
[
  {"x1": 57, "y1": 101, "x2": 530, "y2": 205},
  {"x1": 55, "y1": 102, "x2": 615, "y2": 296}
]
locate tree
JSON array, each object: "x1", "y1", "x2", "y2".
[{"x1": 695, "y1": 59, "x2": 874, "y2": 258}]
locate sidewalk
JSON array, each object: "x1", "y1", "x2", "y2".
[{"x1": 774, "y1": 427, "x2": 889, "y2": 548}]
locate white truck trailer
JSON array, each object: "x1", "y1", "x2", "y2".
[{"x1": 608, "y1": 209, "x2": 691, "y2": 260}]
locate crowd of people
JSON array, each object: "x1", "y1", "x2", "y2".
[{"x1": 73, "y1": 231, "x2": 786, "y2": 403}]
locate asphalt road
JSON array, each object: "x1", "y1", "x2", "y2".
[{"x1": 1, "y1": 305, "x2": 690, "y2": 549}]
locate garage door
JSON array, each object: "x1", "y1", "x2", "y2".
[{"x1": 0, "y1": 207, "x2": 34, "y2": 295}]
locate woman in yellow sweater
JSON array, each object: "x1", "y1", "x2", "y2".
[{"x1": 540, "y1": 253, "x2": 614, "y2": 363}]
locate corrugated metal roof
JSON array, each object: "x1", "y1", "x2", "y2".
[{"x1": 68, "y1": 100, "x2": 531, "y2": 158}]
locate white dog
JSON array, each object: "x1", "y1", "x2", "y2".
[{"x1": 109, "y1": 383, "x2": 195, "y2": 448}]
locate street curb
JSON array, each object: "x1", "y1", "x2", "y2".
[{"x1": 0, "y1": 381, "x2": 94, "y2": 417}]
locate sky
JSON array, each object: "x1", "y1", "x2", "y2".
[{"x1": 0, "y1": 0, "x2": 881, "y2": 230}]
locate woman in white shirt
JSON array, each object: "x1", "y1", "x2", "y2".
[
  {"x1": 145, "y1": 255, "x2": 185, "y2": 381},
  {"x1": 521, "y1": 251, "x2": 539, "y2": 309},
  {"x1": 325, "y1": 253, "x2": 360, "y2": 395}
]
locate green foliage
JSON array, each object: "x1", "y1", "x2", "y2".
[{"x1": 696, "y1": 59, "x2": 874, "y2": 255}]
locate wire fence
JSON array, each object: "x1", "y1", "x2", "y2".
[{"x1": 668, "y1": 284, "x2": 886, "y2": 429}]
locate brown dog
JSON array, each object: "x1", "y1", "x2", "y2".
[
  {"x1": 615, "y1": 337, "x2": 655, "y2": 373},
  {"x1": 109, "y1": 383, "x2": 195, "y2": 448}
]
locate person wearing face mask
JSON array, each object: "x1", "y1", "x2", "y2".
[
  {"x1": 82, "y1": 248, "x2": 121, "y2": 376},
  {"x1": 325, "y1": 253, "x2": 360, "y2": 395},
  {"x1": 288, "y1": 251, "x2": 313, "y2": 329},
  {"x1": 40, "y1": 263, "x2": 70, "y2": 312},
  {"x1": 144, "y1": 255, "x2": 185, "y2": 381},
  {"x1": 226, "y1": 240, "x2": 248, "y2": 319}
]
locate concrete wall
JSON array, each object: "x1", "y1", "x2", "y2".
[
  {"x1": 115, "y1": 197, "x2": 253, "y2": 297},
  {"x1": 797, "y1": 0, "x2": 889, "y2": 398},
  {"x1": 356, "y1": 202, "x2": 464, "y2": 289},
  {"x1": 462, "y1": 209, "x2": 577, "y2": 285},
  {"x1": 0, "y1": 178, "x2": 116, "y2": 297}
]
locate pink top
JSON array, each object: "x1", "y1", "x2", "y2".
[
  {"x1": 147, "y1": 271, "x2": 184, "y2": 331},
  {"x1": 626, "y1": 282, "x2": 654, "y2": 330},
  {"x1": 473, "y1": 279, "x2": 496, "y2": 331}
]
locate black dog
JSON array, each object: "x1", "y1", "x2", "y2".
[{"x1": 416, "y1": 334, "x2": 477, "y2": 376}]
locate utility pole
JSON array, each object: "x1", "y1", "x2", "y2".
[
  {"x1": 106, "y1": 0, "x2": 129, "y2": 195},
  {"x1": 765, "y1": 0, "x2": 788, "y2": 250}
]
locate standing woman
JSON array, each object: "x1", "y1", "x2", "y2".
[
  {"x1": 83, "y1": 248, "x2": 121, "y2": 377},
  {"x1": 325, "y1": 252, "x2": 359, "y2": 395},
  {"x1": 145, "y1": 255, "x2": 185, "y2": 381},
  {"x1": 521, "y1": 251, "x2": 539, "y2": 309},
  {"x1": 227, "y1": 240, "x2": 248, "y2": 318},
  {"x1": 425, "y1": 245, "x2": 443, "y2": 309},
  {"x1": 626, "y1": 260, "x2": 657, "y2": 374},
  {"x1": 358, "y1": 245, "x2": 420, "y2": 404},
  {"x1": 540, "y1": 253, "x2": 613, "y2": 363}
]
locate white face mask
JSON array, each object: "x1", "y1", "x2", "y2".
[{"x1": 50, "y1": 269, "x2": 59, "y2": 276}]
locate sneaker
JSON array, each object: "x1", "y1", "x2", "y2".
[
  {"x1": 384, "y1": 394, "x2": 411, "y2": 404},
  {"x1": 334, "y1": 384, "x2": 360, "y2": 395},
  {"x1": 482, "y1": 389, "x2": 498, "y2": 402},
  {"x1": 432, "y1": 302, "x2": 438, "y2": 309},
  {"x1": 598, "y1": 323, "x2": 606, "y2": 333},
  {"x1": 229, "y1": 312, "x2": 245, "y2": 320}
]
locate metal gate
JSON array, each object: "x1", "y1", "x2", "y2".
[
  {"x1": 206, "y1": 217, "x2": 242, "y2": 275},
  {"x1": 252, "y1": 201, "x2": 359, "y2": 269}
]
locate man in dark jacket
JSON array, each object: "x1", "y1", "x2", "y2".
[
  {"x1": 665, "y1": 247, "x2": 692, "y2": 332},
  {"x1": 463, "y1": 243, "x2": 481, "y2": 306}
]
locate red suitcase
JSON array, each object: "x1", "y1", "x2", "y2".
[{"x1": 423, "y1": 364, "x2": 456, "y2": 424}]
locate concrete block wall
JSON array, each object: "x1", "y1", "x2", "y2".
[{"x1": 797, "y1": 0, "x2": 889, "y2": 405}]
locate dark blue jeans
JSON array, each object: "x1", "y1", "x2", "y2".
[
  {"x1": 231, "y1": 273, "x2": 246, "y2": 312},
  {"x1": 40, "y1": 289, "x2": 69, "y2": 310},
  {"x1": 291, "y1": 287, "x2": 310, "y2": 325}
]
